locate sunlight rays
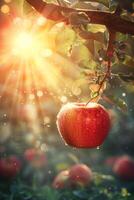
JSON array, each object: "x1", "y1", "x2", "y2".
[{"x1": 0, "y1": 15, "x2": 80, "y2": 124}]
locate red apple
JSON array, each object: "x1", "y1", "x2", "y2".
[
  {"x1": 69, "y1": 164, "x2": 92, "y2": 186},
  {"x1": 52, "y1": 170, "x2": 70, "y2": 189},
  {"x1": 24, "y1": 148, "x2": 47, "y2": 168},
  {"x1": 113, "y1": 155, "x2": 134, "y2": 181},
  {"x1": 0, "y1": 156, "x2": 21, "y2": 179},
  {"x1": 57, "y1": 102, "x2": 111, "y2": 148}
]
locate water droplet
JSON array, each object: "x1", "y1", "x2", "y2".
[
  {"x1": 46, "y1": 124, "x2": 51, "y2": 128},
  {"x1": 41, "y1": 49, "x2": 53, "y2": 57},
  {"x1": 1, "y1": 4, "x2": 10, "y2": 14},
  {"x1": 48, "y1": 170, "x2": 52, "y2": 174},
  {"x1": 99, "y1": 57, "x2": 103, "y2": 61},
  {"x1": 3, "y1": 114, "x2": 7, "y2": 117},
  {"x1": 29, "y1": 94, "x2": 35, "y2": 100},
  {"x1": 41, "y1": 144, "x2": 48, "y2": 152},
  {"x1": 60, "y1": 96, "x2": 68, "y2": 103},
  {"x1": 44, "y1": 117, "x2": 51, "y2": 124},
  {"x1": 122, "y1": 93, "x2": 126, "y2": 97},
  {"x1": 37, "y1": 90, "x2": 43, "y2": 97},
  {"x1": 37, "y1": 17, "x2": 46, "y2": 26}
]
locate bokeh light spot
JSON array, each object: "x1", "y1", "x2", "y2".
[{"x1": 1, "y1": 4, "x2": 10, "y2": 14}]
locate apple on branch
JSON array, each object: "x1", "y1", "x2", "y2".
[{"x1": 56, "y1": 102, "x2": 111, "y2": 148}]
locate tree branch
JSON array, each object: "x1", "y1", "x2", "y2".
[{"x1": 26, "y1": 0, "x2": 134, "y2": 35}]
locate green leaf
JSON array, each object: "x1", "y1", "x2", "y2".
[
  {"x1": 123, "y1": 56, "x2": 134, "y2": 67},
  {"x1": 87, "y1": 24, "x2": 106, "y2": 33},
  {"x1": 69, "y1": 12, "x2": 90, "y2": 26},
  {"x1": 91, "y1": 91, "x2": 99, "y2": 98},
  {"x1": 56, "y1": 162, "x2": 70, "y2": 171},
  {"x1": 55, "y1": 26, "x2": 76, "y2": 55},
  {"x1": 119, "y1": 74, "x2": 134, "y2": 82},
  {"x1": 112, "y1": 63, "x2": 134, "y2": 75},
  {"x1": 79, "y1": 0, "x2": 109, "y2": 7},
  {"x1": 70, "y1": 44, "x2": 93, "y2": 66},
  {"x1": 73, "y1": 190, "x2": 89, "y2": 199}
]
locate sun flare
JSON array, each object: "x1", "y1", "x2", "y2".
[
  {"x1": 13, "y1": 32, "x2": 36, "y2": 55},
  {"x1": 0, "y1": 15, "x2": 79, "y2": 122},
  {"x1": 11, "y1": 29, "x2": 50, "y2": 60},
  {"x1": 15, "y1": 32, "x2": 34, "y2": 49}
]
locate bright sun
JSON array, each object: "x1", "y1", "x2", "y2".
[
  {"x1": 14, "y1": 32, "x2": 34, "y2": 50},
  {"x1": 0, "y1": 16, "x2": 78, "y2": 117},
  {"x1": 12, "y1": 31, "x2": 42, "y2": 58}
]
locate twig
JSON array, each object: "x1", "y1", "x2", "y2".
[
  {"x1": 26, "y1": 0, "x2": 134, "y2": 35},
  {"x1": 106, "y1": 30, "x2": 116, "y2": 57}
]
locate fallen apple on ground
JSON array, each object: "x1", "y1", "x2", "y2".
[
  {"x1": 57, "y1": 102, "x2": 111, "y2": 148},
  {"x1": 52, "y1": 164, "x2": 92, "y2": 189},
  {"x1": 0, "y1": 156, "x2": 21, "y2": 179},
  {"x1": 113, "y1": 155, "x2": 134, "y2": 181},
  {"x1": 69, "y1": 164, "x2": 93, "y2": 186},
  {"x1": 24, "y1": 148, "x2": 47, "y2": 168},
  {"x1": 52, "y1": 170, "x2": 70, "y2": 189}
]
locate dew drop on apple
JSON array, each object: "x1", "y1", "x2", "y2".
[{"x1": 97, "y1": 146, "x2": 100, "y2": 150}]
